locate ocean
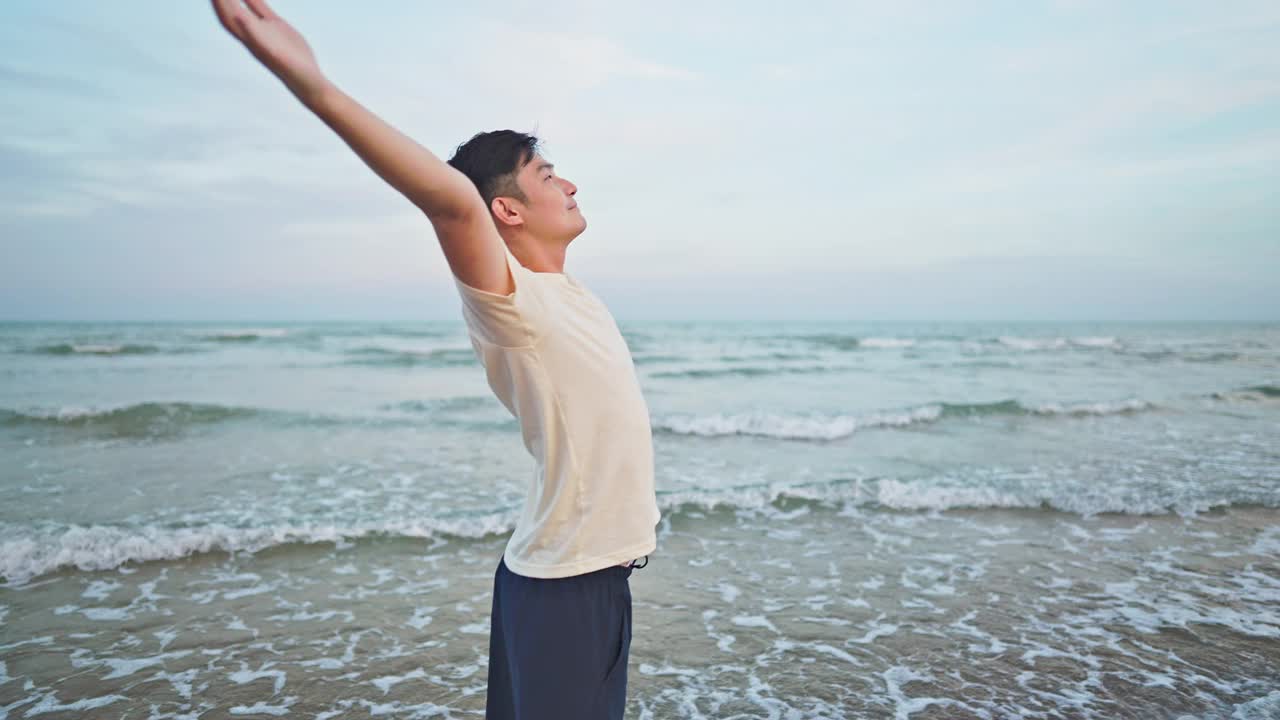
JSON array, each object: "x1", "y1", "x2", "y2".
[{"x1": 0, "y1": 320, "x2": 1277, "y2": 719}]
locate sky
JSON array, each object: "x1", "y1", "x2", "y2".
[{"x1": 2, "y1": 0, "x2": 1278, "y2": 322}]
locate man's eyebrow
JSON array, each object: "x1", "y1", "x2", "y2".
[{"x1": 535, "y1": 162, "x2": 554, "y2": 174}]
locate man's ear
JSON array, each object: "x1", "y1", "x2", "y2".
[{"x1": 491, "y1": 197, "x2": 524, "y2": 228}]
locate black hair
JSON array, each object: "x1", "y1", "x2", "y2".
[{"x1": 446, "y1": 130, "x2": 541, "y2": 210}]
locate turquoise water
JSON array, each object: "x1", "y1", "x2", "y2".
[{"x1": 1, "y1": 320, "x2": 1277, "y2": 718}]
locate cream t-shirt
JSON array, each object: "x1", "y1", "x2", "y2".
[{"x1": 452, "y1": 246, "x2": 661, "y2": 578}]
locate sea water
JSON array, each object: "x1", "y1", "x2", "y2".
[{"x1": 1, "y1": 320, "x2": 1277, "y2": 718}]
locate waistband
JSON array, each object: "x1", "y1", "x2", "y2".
[
  {"x1": 613, "y1": 554, "x2": 648, "y2": 578},
  {"x1": 499, "y1": 554, "x2": 648, "y2": 580},
  {"x1": 600, "y1": 554, "x2": 648, "y2": 578}
]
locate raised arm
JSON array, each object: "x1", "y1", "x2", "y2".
[{"x1": 210, "y1": 0, "x2": 514, "y2": 295}]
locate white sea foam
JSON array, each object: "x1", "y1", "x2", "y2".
[
  {"x1": 732, "y1": 615, "x2": 779, "y2": 633},
  {"x1": 1074, "y1": 336, "x2": 1119, "y2": 347},
  {"x1": 652, "y1": 406, "x2": 941, "y2": 440},
  {"x1": 655, "y1": 479, "x2": 868, "y2": 514},
  {"x1": 849, "y1": 618, "x2": 898, "y2": 645},
  {"x1": 152, "y1": 668, "x2": 199, "y2": 701},
  {"x1": 637, "y1": 663, "x2": 702, "y2": 677},
  {"x1": 1032, "y1": 398, "x2": 1151, "y2": 416},
  {"x1": 4, "y1": 471, "x2": 1273, "y2": 585},
  {"x1": 876, "y1": 479, "x2": 1028, "y2": 511},
  {"x1": 6, "y1": 488, "x2": 1276, "y2": 719},
  {"x1": 19, "y1": 405, "x2": 98, "y2": 421},
  {"x1": 82, "y1": 579, "x2": 120, "y2": 600},
  {"x1": 229, "y1": 698, "x2": 297, "y2": 716},
  {"x1": 266, "y1": 609, "x2": 354, "y2": 623},
  {"x1": 859, "y1": 337, "x2": 918, "y2": 349},
  {"x1": 715, "y1": 582, "x2": 741, "y2": 603},
  {"x1": 882, "y1": 665, "x2": 961, "y2": 720},
  {"x1": 1247, "y1": 525, "x2": 1280, "y2": 556},
  {"x1": 370, "y1": 667, "x2": 427, "y2": 694},
  {"x1": 69, "y1": 344, "x2": 127, "y2": 354},
  {"x1": 652, "y1": 394, "x2": 1156, "y2": 441},
  {"x1": 0, "y1": 514, "x2": 516, "y2": 586},
  {"x1": 998, "y1": 336, "x2": 1070, "y2": 350},
  {"x1": 996, "y1": 335, "x2": 1118, "y2": 350},
  {"x1": 72, "y1": 651, "x2": 194, "y2": 680},
  {"x1": 1230, "y1": 690, "x2": 1280, "y2": 720},
  {"x1": 20, "y1": 691, "x2": 129, "y2": 716},
  {"x1": 1081, "y1": 580, "x2": 1280, "y2": 639},
  {"x1": 197, "y1": 328, "x2": 290, "y2": 340}
]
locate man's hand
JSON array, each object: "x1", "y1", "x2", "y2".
[{"x1": 211, "y1": 0, "x2": 327, "y2": 106}]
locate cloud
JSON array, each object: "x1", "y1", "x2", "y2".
[
  {"x1": 2, "y1": 0, "x2": 1276, "y2": 321},
  {"x1": 0, "y1": 63, "x2": 114, "y2": 99}
]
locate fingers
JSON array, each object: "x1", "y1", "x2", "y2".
[
  {"x1": 241, "y1": 0, "x2": 277, "y2": 20},
  {"x1": 210, "y1": 0, "x2": 250, "y2": 41},
  {"x1": 210, "y1": 0, "x2": 232, "y2": 31}
]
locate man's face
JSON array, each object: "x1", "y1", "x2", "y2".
[{"x1": 510, "y1": 153, "x2": 586, "y2": 242}]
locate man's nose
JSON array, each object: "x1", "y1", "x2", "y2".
[{"x1": 560, "y1": 178, "x2": 577, "y2": 195}]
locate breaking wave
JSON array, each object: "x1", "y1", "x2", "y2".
[
  {"x1": 653, "y1": 398, "x2": 1154, "y2": 440},
  {"x1": 4, "y1": 475, "x2": 1273, "y2": 586},
  {"x1": 342, "y1": 346, "x2": 477, "y2": 368},
  {"x1": 24, "y1": 343, "x2": 168, "y2": 356}
]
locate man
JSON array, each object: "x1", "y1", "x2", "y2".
[{"x1": 211, "y1": 1, "x2": 661, "y2": 718}]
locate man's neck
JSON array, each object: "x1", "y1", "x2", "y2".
[{"x1": 507, "y1": 238, "x2": 568, "y2": 274}]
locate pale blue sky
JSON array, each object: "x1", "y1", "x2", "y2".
[{"x1": 2, "y1": 1, "x2": 1277, "y2": 322}]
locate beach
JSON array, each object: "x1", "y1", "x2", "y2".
[{"x1": 2, "y1": 320, "x2": 1277, "y2": 718}]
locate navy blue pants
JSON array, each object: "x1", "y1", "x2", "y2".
[{"x1": 485, "y1": 556, "x2": 636, "y2": 719}]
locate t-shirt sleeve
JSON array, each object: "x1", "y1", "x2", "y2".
[{"x1": 453, "y1": 252, "x2": 540, "y2": 349}]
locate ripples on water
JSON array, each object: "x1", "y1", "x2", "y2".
[{"x1": 1, "y1": 321, "x2": 1277, "y2": 718}]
